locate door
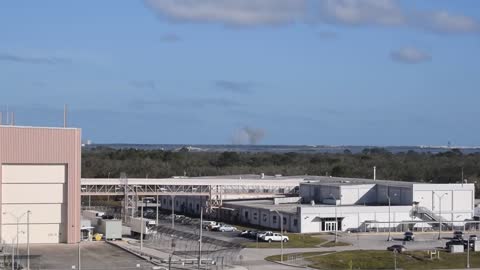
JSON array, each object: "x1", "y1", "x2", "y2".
[{"x1": 324, "y1": 221, "x2": 337, "y2": 232}]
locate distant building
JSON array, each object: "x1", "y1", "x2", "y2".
[{"x1": 0, "y1": 125, "x2": 81, "y2": 244}]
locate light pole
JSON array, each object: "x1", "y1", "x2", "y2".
[
  {"x1": 26, "y1": 210, "x2": 31, "y2": 270},
  {"x1": 171, "y1": 195, "x2": 175, "y2": 229},
  {"x1": 78, "y1": 240, "x2": 81, "y2": 270},
  {"x1": 3, "y1": 211, "x2": 28, "y2": 261},
  {"x1": 386, "y1": 193, "x2": 398, "y2": 241},
  {"x1": 434, "y1": 192, "x2": 448, "y2": 240},
  {"x1": 198, "y1": 207, "x2": 203, "y2": 269},
  {"x1": 271, "y1": 210, "x2": 284, "y2": 262},
  {"x1": 140, "y1": 198, "x2": 144, "y2": 251},
  {"x1": 330, "y1": 194, "x2": 338, "y2": 243},
  {"x1": 467, "y1": 238, "x2": 471, "y2": 268}
]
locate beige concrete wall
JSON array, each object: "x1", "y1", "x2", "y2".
[
  {"x1": 2, "y1": 204, "x2": 65, "y2": 224},
  {"x1": 2, "y1": 164, "x2": 66, "y2": 183},
  {"x1": 1, "y1": 164, "x2": 66, "y2": 243},
  {"x1": 2, "y1": 183, "x2": 64, "y2": 204},
  {"x1": 2, "y1": 223, "x2": 66, "y2": 244}
]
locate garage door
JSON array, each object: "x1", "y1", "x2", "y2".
[{"x1": 1, "y1": 164, "x2": 66, "y2": 244}]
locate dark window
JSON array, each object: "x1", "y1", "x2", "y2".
[
  {"x1": 283, "y1": 217, "x2": 287, "y2": 225},
  {"x1": 196, "y1": 204, "x2": 200, "y2": 211},
  {"x1": 273, "y1": 216, "x2": 277, "y2": 223},
  {"x1": 293, "y1": 219, "x2": 298, "y2": 226},
  {"x1": 245, "y1": 211, "x2": 249, "y2": 219}
]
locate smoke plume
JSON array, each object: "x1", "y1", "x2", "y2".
[{"x1": 232, "y1": 127, "x2": 266, "y2": 145}]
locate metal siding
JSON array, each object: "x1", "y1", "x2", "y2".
[{"x1": 0, "y1": 126, "x2": 81, "y2": 244}]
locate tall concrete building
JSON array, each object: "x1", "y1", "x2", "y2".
[{"x1": 0, "y1": 125, "x2": 81, "y2": 244}]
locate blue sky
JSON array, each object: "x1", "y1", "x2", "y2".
[{"x1": 0, "y1": 0, "x2": 479, "y2": 146}]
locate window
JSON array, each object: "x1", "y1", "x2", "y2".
[
  {"x1": 245, "y1": 211, "x2": 249, "y2": 219},
  {"x1": 196, "y1": 204, "x2": 200, "y2": 211},
  {"x1": 175, "y1": 201, "x2": 179, "y2": 206},
  {"x1": 293, "y1": 219, "x2": 298, "y2": 226},
  {"x1": 283, "y1": 217, "x2": 287, "y2": 225},
  {"x1": 263, "y1": 214, "x2": 267, "y2": 222},
  {"x1": 273, "y1": 216, "x2": 277, "y2": 223},
  {"x1": 253, "y1": 212, "x2": 258, "y2": 220}
]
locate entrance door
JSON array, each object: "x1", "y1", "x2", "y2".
[{"x1": 324, "y1": 221, "x2": 337, "y2": 232}]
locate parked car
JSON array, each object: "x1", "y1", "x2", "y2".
[
  {"x1": 404, "y1": 231, "x2": 415, "y2": 241},
  {"x1": 257, "y1": 231, "x2": 273, "y2": 239},
  {"x1": 209, "y1": 222, "x2": 222, "y2": 231},
  {"x1": 387, "y1": 245, "x2": 406, "y2": 253},
  {"x1": 217, "y1": 224, "x2": 237, "y2": 232},
  {"x1": 202, "y1": 221, "x2": 217, "y2": 229},
  {"x1": 469, "y1": 235, "x2": 478, "y2": 241},
  {"x1": 248, "y1": 231, "x2": 262, "y2": 239},
  {"x1": 453, "y1": 231, "x2": 464, "y2": 240},
  {"x1": 446, "y1": 239, "x2": 467, "y2": 249},
  {"x1": 239, "y1": 230, "x2": 252, "y2": 237},
  {"x1": 261, "y1": 233, "x2": 289, "y2": 243}
]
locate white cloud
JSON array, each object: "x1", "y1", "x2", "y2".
[
  {"x1": 144, "y1": 0, "x2": 480, "y2": 35},
  {"x1": 390, "y1": 47, "x2": 431, "y2": 64},
  {"x1": 413, "y1": 11, "x2": 480, "y2": 34},
  {"x1": 318, "y1": 0, "x2": 405, "y2": 26},
  {"x1": 145, "y1": 0, "x2": 306, "y2": 26}
]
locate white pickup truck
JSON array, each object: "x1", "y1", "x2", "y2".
[{"x1": 261, "y1": 232, "x2": 289, "y2": 243}]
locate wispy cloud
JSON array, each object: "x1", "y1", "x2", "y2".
[
  {"x1": 0, "y1": 52, "x2": 71, "y2": 65},
  {"x1": 413, "y1": 10, "x2": 480, "y2": 34},
  {"x1": 215, "y1": 80, "x2": 254, "y2": 94},
  {"x1": 144, "y1": 0, "x2": 480, "y2": 35},
  {"x1": 131, "y1": 97, "x2": 242, "y2": 109},
  {"x1": 145, "y1": 0, "x2": 307, "y2": 26},
  {"x1": 130, "y1": 80, "x2": 156, "y2": 90},
  {"x1": 318, "y1": 0, "x2": 405, "y2": 26},
  {"x1": 390, "y1": 47, "x2": 431, "y2": 64},
  {"x1": 160, "y1": 33, "x2": 181, "y2": 42}
]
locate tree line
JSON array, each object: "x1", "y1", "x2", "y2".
[{"x1": 82, "y1": 147, "x2": 480, "y2": 188}]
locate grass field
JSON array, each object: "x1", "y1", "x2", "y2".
[
  {"x1": 267, "y1": 250, "x2": 480, "y2": 269},
  {"x1": 242, "y1": 233, "x2": 350, "y2": 248}
]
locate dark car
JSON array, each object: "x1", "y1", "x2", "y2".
[
  {"x1": 387, "y1": 245, "x2": 406, "y2": 253},
  {"x1": 248, "y1": 231, "x2": 260, "y2": 239},
  {"x1": 453, "y1": 231, "x2": 464, "y2": 240},
  {"x1": 446, "y1": 239, "x2": 467, "y2": 249},
  {"x1": 404, "y1": 231, "x2": 415, "y2": 241}
]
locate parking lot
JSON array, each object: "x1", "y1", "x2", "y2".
[{"x1": 13, "y1": 241, "x2": 156, "y2": 270}]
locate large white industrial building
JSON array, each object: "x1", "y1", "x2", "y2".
[{"x1": 219, "y1": 177, "x2": 475, "y2": 233}]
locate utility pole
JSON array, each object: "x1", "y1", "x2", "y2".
[
  {"x1": 27, "y1": 210, "x2": 31, "y2": 270},
  {"x1": 435, "y1": 192, "x2": 448, "y2": 240},
  {"x1": 330, "y1": 193, "x2": 339, "y2": 243},
  {"x1": 11, "y1": 238, "x2": 14, "y2": 270},
  {"x1": 198, "y1": 208, "x2": 203, "y2": 269},
  {"x1": 467, "y1": 238, "x2": 471, "y2": 268},
  {"x1": 171, "y1": 196, "x2": 175, "y2": 229},
  {"x1": 140, "y1": 198, "x2": 144, "y2": 252},
  {"x1": 78, "y1": 241, "x2": 81, "y2": 270},
  {"x1": 155, "y1": 186, "x2": 159, "y2": 226},
  {"x1": 272, "y1": 210, "x2": 284, "y2": 262},
  {"x1": 387, "y1": 192, "x2": 397, "y2": 241}
]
